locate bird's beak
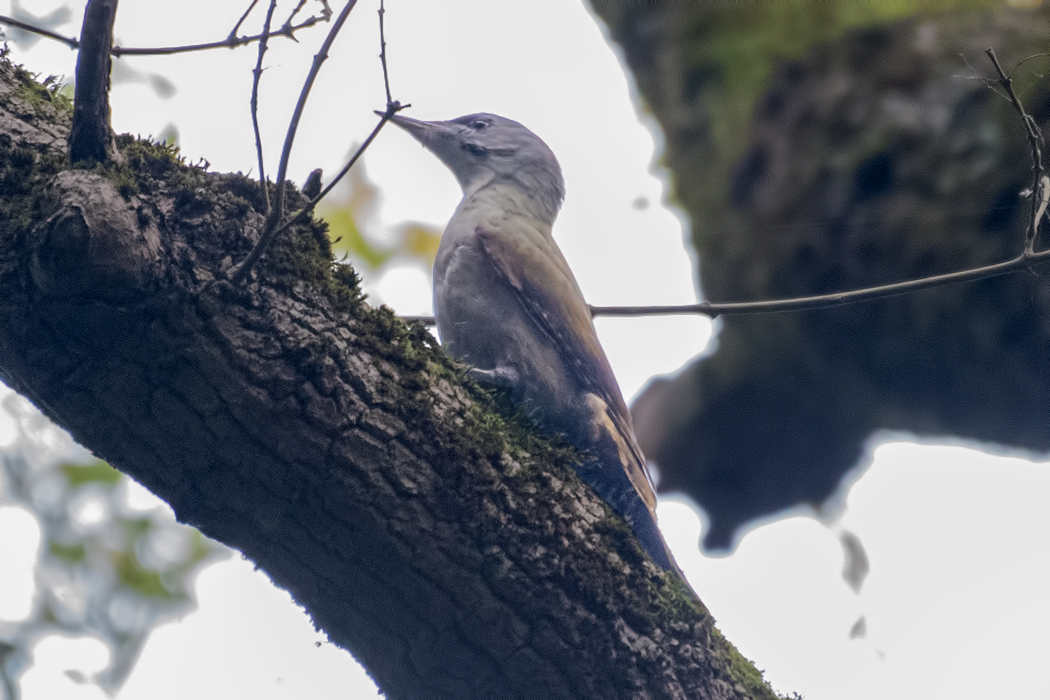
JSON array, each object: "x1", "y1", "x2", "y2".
[
  {"x1": 387, "y1": 114, "x2": 457, "y2": 148},
  {"x1": 382, "y1": 113, "x2": 475, "y2": 192}
]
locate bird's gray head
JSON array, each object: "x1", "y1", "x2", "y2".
[{"x1": 390, "y1": 112, "x2": 565, "y2": 223}]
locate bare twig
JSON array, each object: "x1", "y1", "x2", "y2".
[
  {"x1": 1010, "y1": 52, "x2": 1050, "y2": 75},
  {"x1": 237, "y1": 12, "x2": 410, "y2": 260},
  {"x1": 591, "y1": 250, "x2": 1050, "y2": 318},
  {"x1": 378, "y1": 0, "x2": 392, "y2": 105},
  {"x1": 278, "y1": 0, "x2": 406, "y2": 211},
  {"x1": 398, "y1": 247, "x2": 1050, "y2": 327},
  {"x1": 230, "y1": 0, "x2": 362, "y2": 284},
  {"x1": 251, "y1": 0, "x2": 280, "y2": 214},
  {"x1": 985, "y1": 48, "x2": 1045, "y2": 254},
  {"x1": 69, "y1": 0, "x2": 118, "y2": 165},
  {"x1": 112, "y1": 15, "x2": 328, "y2": 56},
  {"x1": 1037, "y1": 175, "x2": 1050, "y2": 228},
  {"x1": 0, "y1": 9, "x2": 329, "y2": 57},
  {"x1": 229, "y1": 0, "x2": 261, "y2": 40},
  {"x1": 0, "y1": 14, "x2": 77, "y2": 48}
]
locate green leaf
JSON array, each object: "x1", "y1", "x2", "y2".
[
  {"x1": 61, "y1": 460, "x2": 122, "y2": 487},
  {"x1": 48, "y1": 540, "x2": 86, "y2": 562}
]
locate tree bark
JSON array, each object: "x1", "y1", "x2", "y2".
[{"x1": 0, "y1": 57, "x2": 775, "y2": 699}]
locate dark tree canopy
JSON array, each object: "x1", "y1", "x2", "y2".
[{"x1": 594, "y1": 3, "x2": 1050, "y2": 549}]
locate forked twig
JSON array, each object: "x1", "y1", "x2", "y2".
[
  {"x1": 985, "y1": 47, "x2": 1046, "y2": 254},
  {"x1": 230, "y1": 0, "x2": 261, "y2": 40},
  {"x1": 230, "y1": 0, "x2": 363, "y2": 284}
]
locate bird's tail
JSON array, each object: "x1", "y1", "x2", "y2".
[{"x1": 573, "y1": 445, "x2": 679, "y2": 572}]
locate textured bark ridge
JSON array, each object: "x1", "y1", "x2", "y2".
[{"x1": 0, "y1": 58, "x2": 775, "y2": 699}]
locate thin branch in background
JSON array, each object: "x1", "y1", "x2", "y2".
[
  {"x1": 399, "y1": 247, "x2": 1050, "y2": 328},
  {"x1": 378, "y1": 0, "x2": 392, "y2": 105},
  {"x1": 251, "y1": 0, "x2": 280, "y2": 214},
  {"x1": 985, "y1": 47, "x2": 1046, "y2": 254},
  {"x1": 229, "y1": 0, "x2": 261, "y2": 40},
  {"x1": 112, "y1": 13, "x2": 329, "y2": 57},
  {"x1": 69, "y1": 0, "x2": 118, "y2": 165},
  {"x1": 1009, "y1": 51, "x2": 1050, "y2": 75},
  {"x1": 400, "y1": 48, "x2": 1050, "y2": 328},
  {"x1": 230, "y1": 0, "x2": 363, "y2": 284},
  {"x1": 0, "y1": 14, "x2": 78, "y2": 48},
  {"x1": 594, "y1": 250, "x2": 1050, "y2": 318},
  {"x1": 0, "y1": 2, "x2": 331, "y2": 58}
]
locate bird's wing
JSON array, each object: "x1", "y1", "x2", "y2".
[{"x1": 474, "y1": 224, "x2": 657, "y2": 512}]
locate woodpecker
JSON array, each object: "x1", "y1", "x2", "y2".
[{"x1": 390, "y1": 112, "x2": 675, "y2": 570}]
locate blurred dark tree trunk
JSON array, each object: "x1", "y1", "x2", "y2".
[{"x1": 592, "y1": 2, "x2": 1050, "y2": 550}]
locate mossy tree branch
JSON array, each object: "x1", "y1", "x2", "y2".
[{"x1": 0, "y1": 59, "x2": 776, "y2": 699}]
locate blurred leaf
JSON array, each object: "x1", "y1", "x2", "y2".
[
  {"x1": 1, "y1": 388, "x2": 229, "y2": 695},
  {"x1": 54, "y1": 81, "x2": 74, "y2": 109},
  {"x1": 48, "y1": 541, "x2": 86, "y2": 563},
  {"x1": 848, "y1": 616, "x2": 867, "y2": 639},
  {"x1": 111, "y1": 57, "x2": 177, "y2": 100},
  {"x1": 6, "y1": 1, "x2": 73, "y2": 49},
  {"x1": 112, "y1": 551, "x2": 171, "y2": 599},
  {"x1": 323, "y1": 200, "x2": 392, "y2": 269},
  {"x1": 187, "y1": 529, "x2": 213, "y2": 565},
  {"x1": 317, "y1": 156, "x2": 442, "y2": 273},
  {"x1": 121, "y1": 516, "x2": 153, "y2": 537},
  {"x1": 61, "y1": 459, "x2": 121, "y2": 487},
  {"x1": 158, "y1": 123, "x2": 179, "y2": 147},
  {"x1": 399, "y1": 223, "x2": 442, "y2": 263},
  {"x1": 840, "y1": 530, "x2": 870, "y2": 593},
  {"x1": 146, "y1": 73, "x2": 176, "y2": 99}
]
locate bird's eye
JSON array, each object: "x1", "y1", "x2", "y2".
[{"x1": 470, "y1": 119, "x2": 489, "y2": 130}]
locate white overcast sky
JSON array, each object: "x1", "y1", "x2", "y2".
[{"x1": 1, "y1": 1, "x2": 1049, "y2": 699}]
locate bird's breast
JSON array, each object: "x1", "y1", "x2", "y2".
[{"x1": 432, "y1": 231, "x2": 580, "y2": 420}]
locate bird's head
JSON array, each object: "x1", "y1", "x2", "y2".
[{"x1": 390, "y1": 112, "x2": 565, "y2": 222}]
